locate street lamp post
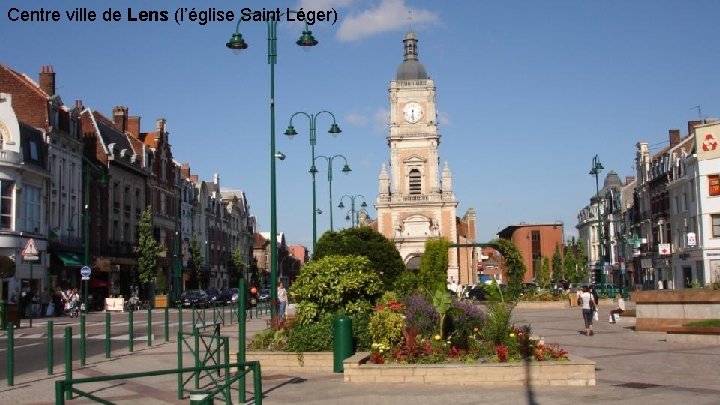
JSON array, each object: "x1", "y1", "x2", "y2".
[
  {"x1": 284, "y1": 111, "x2": 341, "y2": 252},
  {"x1": 226, "y1": 14, "x2": 318, "y2": 323},
  {"x1": 337, "y1": 194, "x2": 367, "y2": 228},
  {"x1": 312, "y1": 155, "x2": 351, "y2": 232},
  {"x1": 589, "y1": 154, "x2": 606, "y2": 285},
  {"x1": 81, "y1": 157, "x2": 107, "y2": 313}
]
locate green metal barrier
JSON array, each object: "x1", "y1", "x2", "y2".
[
  {"x1": 177, "y1": 324, "x2": 236, "y2": 403},
  {"x1": 105, "y1": 312, "x2": 111, "y2": 358},
  {"x1": 54, "y1": 361, "x2": 263, "y2": 405},
  {"x1": 47, "y1": 320, "x2": 54, "y2": 375},
  {"x1": 164, "y1": 306, "x2": 170, "y2": 342},
  {"x1": 0, "y1": 300, "x2": 6, "y2": 330},
  {"x1": 147, "y1": 307, "x2": 152, "y2": 347},
  {"x1": 64, "y1": 326, "x2": 72, "y2": 400},
  {"x1": 193, "y1": 305, "x2": 206, "y2": 327},
  {"x1": 128, "y1": 309, "x2": 134, "y2": 352},
  {"x1": 80, "y1": 314, "x2": 86, "y2": 366}
]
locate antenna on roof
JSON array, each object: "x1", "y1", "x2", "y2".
[
  {"x1": 691, "y1": 105, "x2": 703, "y2": 121},
  {"x1": 407, "y1": 8, "x2": 413, "y2": 31}
]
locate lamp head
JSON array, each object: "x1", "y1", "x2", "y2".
[
  {"x1": 345, "y1": 215, "x2": 351, "y2": 221},
  {"x1": 337, "y1": 201, "x2": 345, "y2": 209},
  {"x1": 316, "y1": 209, "x2": 322, "y2": 214},
  {"x1": 360, "y1": 201, "x2": 368, "y2": 208},
  {"x1": 284, "y1": 125, "x2": 298, "y2": 138},
  {"x1": 296, "y1": 29, "x2": 319, "y2": 48},
  {"x1": 341, "y1": 164, "x2": 351, "y2": 174},
  {"x1": 274, "y1": 151, "x2": 286, "y2": 161},
  {"x1": 309, "y1": 165, "x2": 318, "y2": 174},
  {"x1": 328, "y1": 123, "x2": 341, "y2": 136},
  {"x1": 226, "y1": 32, "x2": 248, "y2": 54}
]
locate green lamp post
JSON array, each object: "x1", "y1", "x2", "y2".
[
  {"x1": 311, "y1": 155, "x2": 351, "y2": 232},
  {"x1": 337, "y1": 194, "x2": 367, "y2": 228},
  {"x1": 226, "y1": 14, "x2": 318, "y2": 323},
  {"x1": 589, "y1": 154, "x2": 606, "y2": 285},
  {"x1": 284, "y1": 111, "x2": 341, "y2": 252}
]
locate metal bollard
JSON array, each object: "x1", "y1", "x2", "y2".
[
  {"x1": 164, "y1": 306, "x2": 169, "y2": 342},
  {"x1": 6, "y1": 323, "x2": 14, "y2": 386},
  {"x1": 238, "y1": 279, "x2": 246, "y2": 404},
  {"x1": 105, "y1": 312, "x2": 111, "y2": 358},
  {"x1": 194, "y1": 326, "x2": 200, "y2": 389},
  {"x1": 178, "y1": 305, "x2": 183, "y2": 333},
  {"x1": 47, "y1": 320, "x2": 54, "y2": 375},
  {"x1": 147, "y1": 306, "x2": 152, "y2": 347},
  {"x1": 128, "y1": 309, "x2": 134, "y2": 352},
  {"x1": 65, "y1": 326, "x2": 72, "y2": 400},
  {"x1": 177, "y1": 332, "x2": 183, "y2": 401},
  {"x1": 80, "y1": 314, "x2": 86, "y2": 365}
]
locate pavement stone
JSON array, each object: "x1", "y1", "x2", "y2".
[{"x1": 1, "y1": 302, "x2": 719, "y2": 404}]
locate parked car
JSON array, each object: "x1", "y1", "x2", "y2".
[
  {"x1": 465, "y1": 285, "x2": 486, "y2": 301},
  {"x1": 180, "y1": 289, "x2": 209, "y2": 308},
  {"x1": 205, "y1": 288, "x2": 221, "y2": 304},
  {"x1": 228, "y1": 287, "x2": 258, "y2": 308},
  {"x1": 258, "y1": 288, "x2": 270, "y2": 302},
  {"x1": 217, "y1": 288, "x2": 234, "y2": 304}
]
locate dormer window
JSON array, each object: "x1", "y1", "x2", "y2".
[{"x1": 29, "y1": 141, "x2": 38, "y2": 160}]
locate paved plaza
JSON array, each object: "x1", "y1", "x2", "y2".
[{"x1": 1, "y1": 303, "x2": 719, "y2": 404}]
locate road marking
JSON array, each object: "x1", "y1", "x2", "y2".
[{"x1": 0, "y1": 342, "x2": 42, "y2": 352}]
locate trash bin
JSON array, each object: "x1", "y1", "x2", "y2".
[
  {"x1": 189, "y1": 391, "x2": 214, "y2": 404},
  {"x1": 333, "y1": 315, "x2": 353, "y2": 373}
]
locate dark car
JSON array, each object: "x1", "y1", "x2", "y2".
[
  {"x1": 180, "y1": 289, "x2": 209, "y2": 308},
  {"x1": 228, "y1": 287, "x2": 258, "y2": 308},
  {"x1": 258, "y1": 288, "x2": 270, "y2": 302},
  {"x1": 218, "y1": 288, "x2": 234, "y2": 304},
  {"x1": 465, "y1": 285, "x2": 486, "y2": 301},
  {"x1": 205, "y1": 288, "x2": 221, "y2": 304}
]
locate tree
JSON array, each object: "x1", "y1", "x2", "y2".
[
  {"x1": 563, "y1": 240, "x2": 577, "y2": 283},
  {"x1": 290, "y1": 255, "x2": 383, "y2": 325},
  {"x1": 563, "y1": 238, "x2": 589, "y2": 284},
  {"x1": 137, "y1": 206, "x2": 163, "y2": 298},
  {"x1": 229, "y1": 248, "x2": 247, "y2": 286},
  {"x1": 537, "y1": 256, "x2": 552, "y2": 290},
  {"x1": 551, "y1": 245, "x2": 564, "y2": 282},
  {"x1": 187, "y1": 237, "x2": 202, "y2": 289},
  {"x1": 491, "y1": 238, "x2": 525, "y2": 300},
  {"x1": 313, "y1": 227, "x2": 405, "y2": 287},
  {"x1": 418, "y1": 237, "x2": 449, "y2": 293}
]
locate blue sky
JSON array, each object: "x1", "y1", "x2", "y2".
[{"x1": 3, "y1": 0, "x2": 720, "y2": 249}]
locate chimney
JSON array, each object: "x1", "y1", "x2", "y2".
[
  {"x1": 127, "y1": 116, "x2": 141, "y2": 137},
  {"x1": 112, "y1": 106, "x2": 128, "y2": 131},
  {"x1": 190, "y1": 174, "x2": 199, "y2": 182},
  {"x1": 625, "y1": 176, "x2": 635, "y2": 186},
  {"x1": 75, "y1": 100, "x2": 83, "y2": 110},
  {"x1": 669, "y1": 129, "x2": 680, "y2": 146},
  {"x1": 687, "y1": 120, "x2": 702, "y2": 136},
  {"x1": 181, "y1": 163, "x2": 190, "y2": 178},
  {"x1": 156, "y1": 118, "x2": 166, "y2": 131},
  {"x1": 39, "y1": 65, "x2": 56, "y2": 96}
]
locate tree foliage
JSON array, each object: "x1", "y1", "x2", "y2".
[
  {"x1": 537, "y1": 256, "x2": 552, "y2": 290},
  {"x1": 564, "y1": 238, "x2": 588, "y2": 284},
  {"x1": 551, "y1": 246, "x2": 563, "y2": 282},
  {"x1": 418, "y1": 238, "x2": 450, "y2": 293},
  {"x1": 137, "y1": 206, "x2": 163, "y2": 286},
  {"x1": 187, "y1": 237, "x2": 203, "y2": 289},
  {"x1": 290, "y1": 255, "x2": 384, "y2": 325},
  {"x1": 230, "y1": 247, "x2": 247, "y2": 286},
  {"x1": 313, "y1": 227, "x2": 405, "y2": 287},
  {"x1": 491, "y1": 238, "x2": 525, "y2": 300}
]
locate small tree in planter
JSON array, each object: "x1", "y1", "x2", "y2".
[{"x1": 137, "y1": 206, "x2": 163, "y2": 303}]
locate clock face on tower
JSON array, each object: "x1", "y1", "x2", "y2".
[{"x1": 402, "y1": 102, "x2": 423, "y2": 124}]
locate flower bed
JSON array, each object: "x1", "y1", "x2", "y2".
[{"x1": 344, "y1": 352, "x2": 596, "y2": 386}]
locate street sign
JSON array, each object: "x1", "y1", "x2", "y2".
[
  {"x1": 22, "y1": 238, "x2": 39, "y2": 256},
  {"x1": 23, "y1": 255, "x2": 39, "y2": 261},
  {"x1": 80, "y1": 265, "x2": 91, "y2": 278}
]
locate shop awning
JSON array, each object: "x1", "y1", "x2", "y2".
[{"x1": 55, "y1": 252, "x2": 83, "y2": 267}]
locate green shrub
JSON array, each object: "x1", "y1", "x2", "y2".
[
  {"x1": 368, "y1": 307, "x2": 405, "y2": 347},
  {"x1": 349, "y1": 311, "x2": 372, "y2": 351},
  {"x1": 285, "y1": 314, "x2": 334, "y2": 352},
  {"x1": 392, "y1": 271, "x2": 420, "y2": 295},
  {"x1": 290, "y1": 255, "x2": 383, "y2": 325},
  {"x1": 481, "y1": 302, "x2": 515, "y2": 346}
]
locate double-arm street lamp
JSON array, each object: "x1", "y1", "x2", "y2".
[
  {"x1": 284, "y1": 111, "x2": 341, "y2": 252},
  {"x1": 338, "y1": 194, "x2": 367, "y2": 228},
  {"x1": 226, "y1": 14, "x2": 319, "y2": 323},
  {"x1": 311, "y1": 155, "x2": 351, "y2": 232},
  {"x1": 589, "y1": 154, "x2": 606, "y2": 285}
]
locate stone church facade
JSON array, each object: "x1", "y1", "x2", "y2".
[{"x1": 374, "y1": 31, "x2": 477, "y2": 284}]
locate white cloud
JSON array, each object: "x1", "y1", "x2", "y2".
[
  {"x1": 345, "y1": 111, "x2": 369, "y2": 126},
  {"x1": 337, "y1": 0, "x2": 439, "y2": 42}
]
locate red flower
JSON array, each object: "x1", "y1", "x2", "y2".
[{"x1": 495, "y1": 344, "x2": 509, "y2": 362}]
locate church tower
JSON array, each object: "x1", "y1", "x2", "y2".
[{"x1": 375, "y1": 31, "x2": 466, "y2": 281}]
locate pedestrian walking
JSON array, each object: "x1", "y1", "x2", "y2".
[
  {"x1": 579, "y1": 286, "x2": 596, "y2": 336},
  {"x1": 40, "y1": 289, "x2": 50, "y2": 317},
  {"x1": 277, "y1": 281, "x2": 288, "y2": 321}
]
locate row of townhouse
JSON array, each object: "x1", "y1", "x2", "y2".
[
  {"x1": 577, "y1": 119, "x2": 720, "y2": 290},
  {"x1": 0, "y1": 63, "x2": 256, "y2": 303}
]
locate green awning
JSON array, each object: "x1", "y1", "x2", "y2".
[{"x1": 55, "y1": 252, "x2": 83, "y2": 267}]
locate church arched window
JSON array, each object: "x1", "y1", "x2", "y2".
[{"x1": 409, "y1": 169, "x2": 421, "y2": 195}]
